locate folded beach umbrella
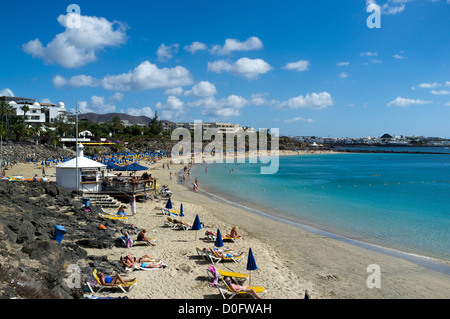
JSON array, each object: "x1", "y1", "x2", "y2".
[
  {"x1": 191, "y1": 214, "x2": 202, "y2": 240},
  {"x1": 180, "y1": 203, "x2": 184, "y2": 221},
  {"x1": 215, "y1": 229, "x2": 224, "y2": 248},
  {"x1": 247, "y1": 248, "x2": 258, "y2": 285},
  {"x1": 165, "y1": 197, "x2": 173, "y2": 209}
]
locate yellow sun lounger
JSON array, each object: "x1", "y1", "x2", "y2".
[
  {"x1": 99, "y1": 212, "x2": 128, "y2": 220},
  {"x1": 206, "y1": 265, "x2": 249, "y2": 284},
  {"x1": 209, "y1": 248, "x2": 244, "y2": 264},
  {"x1": 87, "y1": 269, "x2": 137, "y2": 293},
  {"x1": 161, "y1": 208, "x2": 181, "y2": 216},
  {"x1": 217, "y1": 278, "x2": 266, "y2": 299},
  {"x1": 205, "y1": 231, "x2": 242, "y2": 243}
]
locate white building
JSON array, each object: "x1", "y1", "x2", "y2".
[
  {"x1": 0, "y1": 96, "x2": 67, "y2": 125},
  {"x1": 56, "y1": 144, "x2": 106, "y2": 192}
]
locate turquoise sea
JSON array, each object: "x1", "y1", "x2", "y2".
[{"x1": 191, "y1": 150, "x2": 450, "y2": 272}]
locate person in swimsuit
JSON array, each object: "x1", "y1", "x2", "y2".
[
  {"x1": 97, "y1": 271, "x2": 135, "y2": 286},
  {"x1": 121, "y1": 254, "x2": 164, "y2": 268},
  {"x1": 224, "y1": 277, "x2": 263, "y2": 299},
  {"x1": 225, "y1": 226, "x2": 245, "y2": 240},
  {"x1": 137, "y1": 229, "x2": 156, "y2": 246},
  {"x1": 117, "y1": 206, "x2": 127, "y2": 216}
]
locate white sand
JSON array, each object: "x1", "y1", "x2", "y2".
[{"x1": 5, "y1": 154, "x2": 450, "y2": 299}]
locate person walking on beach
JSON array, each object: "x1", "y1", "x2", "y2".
[
  {"x1": 130, "y1": 196, "x2": 136, "y2": 216},
  {"x1": 193, "y1": 178, "x2": 199, "y2": 192}
]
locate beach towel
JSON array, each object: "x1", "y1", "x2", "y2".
[
  {"x1": 124, "y1": 232, "x2": 133, "y2": 248},
  {"x1": 209, "y1": 265, "x2": 219, "y2": 287}
]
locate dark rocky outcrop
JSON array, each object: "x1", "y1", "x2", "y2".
[{"x1": 0, "y1": 180, "x2": 126, "y2": 299}]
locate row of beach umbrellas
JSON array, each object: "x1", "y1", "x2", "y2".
[{"x1": 164, "y1": 197, "x2": 258, "y2": 281}]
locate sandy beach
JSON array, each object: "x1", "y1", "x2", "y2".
[{"x1": 4, "y1": 153, "x2": 450, "y2": 299}]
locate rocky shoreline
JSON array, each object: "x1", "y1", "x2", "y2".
[
  {"x1": 0, "y1": 142, "x2": 75, "y2": 164},
  {"x1": 0, "y1": 180, "x2": 129, "y2": 299}
]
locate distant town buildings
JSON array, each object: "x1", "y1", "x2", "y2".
[
  {"x1": 0, "y1": 96, "x2": 67, "y2": 126},
  {"x1": 292, "y1": 135, "x2": 450, "y2": 147},
  {"x1": 161, "y1": 121, "x2": 256, "y2": 135}
]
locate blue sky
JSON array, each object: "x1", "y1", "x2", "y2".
[{"x1": 1, "y1": 0, "x2": 450, "y2": 138}]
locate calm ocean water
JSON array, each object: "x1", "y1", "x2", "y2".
[{"x1": 191, "y1": 150, "x2": 450, "y2": 267}]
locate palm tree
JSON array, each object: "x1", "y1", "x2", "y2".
[
  {"x1": 110, "y1": 116, "x2": 123, "y2": 135},
  {"x1": 21, "y1": 104, "x2": 30, "y2": 124}
]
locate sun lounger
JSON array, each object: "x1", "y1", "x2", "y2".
[
  {"x1": 161, "y1": 208, "x2": 181, "y2": 216},
  {"x1": 216, "y1": 278, "x2": 266, "y2": 299},
  {"x1": 196, "y1": 247, "x2": 232, "y2": 261},
  {"x1": 164, "y1": 217, "x2": 190, "y2": 230},
  {"x1": 100, "y1": 207, "x2": 128, "y2": 220},
  {"x1": 118, "y1": 235, "x2": 155, "y2": 248},
  {"x1": 99, "y1": 212, "x2": 128, "y2": 220},
  {"x1": 164, "y1": 217, "x2": 178, "y2": 228},
  {"x1": 87, "y1": 269, "x2": 137, "y2": 293},
  {"x1": 206, "y1": 265, "x2": 249, "y2": 285},
  {"x1": 205, "y1": 231, "x2": 242, "y2": 243},
  {"x1": 209, "y1": 248, "x2": 244, "y2": 264}
]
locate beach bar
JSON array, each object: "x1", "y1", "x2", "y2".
[{"x1": 56, "y1": 144, "x2": 107, "y2": 192}]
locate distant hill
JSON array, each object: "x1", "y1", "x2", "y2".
[{"x1": 79, "y1": 113, "x2": 172, "y2": 125}]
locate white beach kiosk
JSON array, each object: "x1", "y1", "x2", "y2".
[{"x1": 56, "y1": 143, "x2": 107, "y2": 192}]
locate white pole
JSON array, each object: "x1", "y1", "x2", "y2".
[{"x1": 76, "y1": 98, "x2": 79, "y2": 192}]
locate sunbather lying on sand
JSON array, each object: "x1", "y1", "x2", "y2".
[{"x1": 121, "y1": 254, "x2": 164, "y2": 269}]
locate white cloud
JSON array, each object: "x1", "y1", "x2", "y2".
[
  {"x1": 110, "y1": 92, "x2": 124, "y2": 101},
  {"x1": 155, "y1": 96, "x2": 186, "y2": 121},
  {"x1": 284, "y1": 117, "x2": 314, "y2": 124},
  {"x1": 387, "y1": 96, "x2": 432, "y2": 107},
  {"x1": 282, "y1": 60, "x2": 310, "y2": 72},
  {"x1": 337, "y1": 62, "x2": 349, "y2": 66},
  {"x1": 418, "y1": 82, "x2": 441, "y2": 89},
  {"x1": 189, "y1": 95, "x2": 248, "y2": 118},
  {"x1": 339, "y1": 72, "x2": 349, "y2": 79},
  {"x1": 430, "y1": 89, "x2": 450, "y2": 95},
  {"x1": 277, "y1": 92, "x2": 333, "y2": 110},
  {"x1": 164, "y1": 87, "x2": 183, "y2": 96},
  {"x1": 58, "y1": 60, "x2": 193, "y2": 92},
  {"x1": 125, "y1": 106, "x2": 153, "y2": 117},
  {"x1": 78, "y1": 96, "x2": 116, "y2": 114},
  {"x1": 184, "y1": 81, "x2": 218, "y2": 98},
  {"x1": 52, "y1": 75, "x2": 67, "y2": 88},
  {"x1": 22, "y1": 13, "x2": 128, "y2": 68},
  {"x1": 157, "y1": 43, "x2": 179, "y2": 62},
  {"x1": 211, "y1": 37, "x2": 263, "y2": 55},
  {"x1": 366, "y1": 0, "x2": 409, "y2": 15},
  {"x1": 68, "y1": 74, "x2": 98, "y2": 88},
  {"x1": 0, "y1": 88, "x2": 15, "y2": 97},
  {"x1": 40, "y1": 98, "x2": 53, "y2": 104},
  {"x1": 360, "y1": 51, "x2": 378, "y2": 57},
  {"x1": 249, "y1": 93, "x2": 277, "y2": 106},
  {"x1": 184, "y1": 41, "x2": 207, "y2": 54},
  {"x1": 208, "y1": 57, "x2": 273, "y2": 80},
  {"x1": 445, "y1": 81, "x2": 450, "y2": 87},
  {"x1": 393, "y1": 54, "x2": 405, "y2": 59}
]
